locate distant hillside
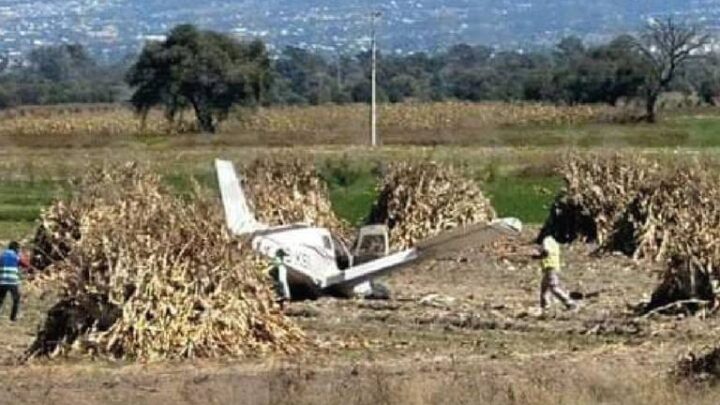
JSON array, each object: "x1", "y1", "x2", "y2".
[{"x1": 0, "y1": 0, "x2": 717, "y2": 59}]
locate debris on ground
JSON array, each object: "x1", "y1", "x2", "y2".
[
  {"x1": 26, "y1": 164, "x2": 306, "y2": 361},
  {"x1": 419, "y1": 294, "x2": 457, "y2": 308},
  {"x1": 368, "y1": 161, "x2": 495, "y2": 250},
  {"x1": 676, "y1": 346, "x2": 720, "y2": 383}
]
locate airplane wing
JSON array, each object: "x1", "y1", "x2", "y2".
[
  {"x1": 323, "y1": 220, "x2": 521, "y2": 289},
  {"x1": 324, "y1": 248, "x2": 420, "y2": 288},
  {"x1": 215, "y1": 159, "x2": 266, "y2": 235}
]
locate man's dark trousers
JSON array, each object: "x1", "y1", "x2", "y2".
[{"x1": 0, "y1": 285, "x2": 20, "y2": 321}]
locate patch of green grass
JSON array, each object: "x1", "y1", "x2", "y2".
[
  {"x1": 163, "y1": 172, "x2": 217, "y2": 198},
  {"x1": 485, "y1": 175, "x2": 562, "y2": 224},
  {"x1": 0, "y1": 180, "x2": 64, "y2": 241},
  {"x1": 131, "y1": 134, "x2": 173, "y2": 150},
  {"x1": 0, "y1": 205, "x2": 46, "y2": 222},
  {"x1": 0, "y1": 221, "x2": 37, "y2": 242},
  {"x1": 319, "y1": 157, "x2": 562, "y2": 227},
  {"x1": 318, "y1": 159, "x2": 380, "y2": 226},
  {"x1": 325, "y1": 171, "x2": 379, "y2": 226},
  {"x1": 488, "y1": 114, "x2": 720, "y2": 149},
  {"x1": 671, "y1": 115, "x2": 720, "y2": 147}
]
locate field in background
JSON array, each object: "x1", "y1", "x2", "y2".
[
  {"x1": 2, "y1": 102, "x2": 720, "y2": 404},
  {"x1": 1, "y1": 100, "x2": 720, "y2": 242},
  {"x1": 0, "y1": 149, "x2": 563, "y2": 241},
  {"x1": 0, "y1": 102, "x2": 616, "y2": 142},
  {"x1": 4, "y1": 102, "x2": 720, "y2": 151}
]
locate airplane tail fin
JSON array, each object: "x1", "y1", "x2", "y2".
[{"x1": 215, "y1": 159, "x2": 264, "y2": 235}]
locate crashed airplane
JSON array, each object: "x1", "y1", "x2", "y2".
[{"x1": 215, "y1": 159, "x2": 522, "y2": 300}]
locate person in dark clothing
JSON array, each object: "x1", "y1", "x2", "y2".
[{"x1": 0, "y1": 241, "x2": 28, "y2": 321}]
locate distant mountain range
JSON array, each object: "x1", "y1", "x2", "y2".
[{"x1": 1, "y1": 0, "x2": 718, "y2": 60}]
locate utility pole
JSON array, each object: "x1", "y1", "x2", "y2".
[{"x1": 370, "y1": 10, "x2": 381, "y2": 147}]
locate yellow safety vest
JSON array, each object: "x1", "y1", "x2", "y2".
[{"x1": 541, "y1": 237, "x2": 561, "y2": 271}]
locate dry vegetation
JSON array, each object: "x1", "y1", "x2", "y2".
[
  {"x1": 541, "y1": 154, "x2": 661, "y2": 245},
  {"x1": 541, "y1": 153, "x2": 720, "y2": 312},
  {"x1": 0, "y1": 102, "x2": 618, "y2": 143},
  {"x1": 4, "y1": 101, "x2": 720, "y2": 402},
  {"x1": 0, "y1": 106, "x2": 185, "y2": 138},
  {"x1": 24, "y1": 159, "x2": 499, "y2": 361},
  {"x1": 27, "y1": 164, "x2": 305, "y2": 361},
  {"x1": 243, "y1": 157, "x2": 350, "y2": 237},
  {"x1": 368, "y1": 161, "x2": 496, "y2": 249},
  {"x1": 237, "y1": 102, "x2": 617, "y2": 133}
]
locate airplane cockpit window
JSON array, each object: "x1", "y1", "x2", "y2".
[
  {"x1": 332, "y1": 236, "x2": 351, "y2": 270},
  {"x1": 322, "y1": 236, "x2": 333, "y2": 251},
  {"x1": 357, "y1": 235, "x2": 386, "y2": 256}
]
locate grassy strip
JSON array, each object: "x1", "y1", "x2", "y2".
[
  {"x1": 0, "y1": 221, "x2": 36, "y2": 242},
  {"x1": 319, "y1": 162, "x2": 562, "y2": 226},
  {"x1": 0, "y1": 163, "x2": 562, "y2": 242},
  {"x1": 326, "y1": 172, "x2": 379, "y2": 226},
  {"x1": 0, "y1": 180, "x2": 64, "y2": 242},
  {"x1": 484, "y1": 176, "x2": 562, "y2": 224}
]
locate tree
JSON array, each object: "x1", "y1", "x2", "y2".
[
  {"x1": 552, "y1": 35, "x2": 646, "y2": 106},
  {"x1": 274, "y1": 47, "x2": 335, "y2": 104},
  {"x1": 683, "y1": 53, "x2": 720, "y2": 106},
  {"x1": 126, "y1": 24, "x2": 271, "y2": 133},
  {"x1": 28, "y1": 44, "x2": 95, "y2": 82},
  {"x1": 555, "y1": 36, "x2": 586, "y2": 61},
  {"x1": 635, "y1": 18, "x2": 710, "y2": 122}
]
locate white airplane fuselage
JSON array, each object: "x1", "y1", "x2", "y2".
[{"x1": 215, "y1": 159, "x2": 419, "y2": 298}]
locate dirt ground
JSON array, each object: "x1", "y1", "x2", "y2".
[{"x1": 2, "y1": 228, "x2": 720, "y2": 404}]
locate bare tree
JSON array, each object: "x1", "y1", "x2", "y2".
[{"x1": 636, "y1": 18, "x2": 711, "y2": 123}]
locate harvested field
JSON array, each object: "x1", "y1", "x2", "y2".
[
  {"x1": 0, "y1": 102, "x2": 617, "y2": 139},
  {"x1": 5, "y1": 227, "x2": 720, "y2": 404},
  {"x1": 3, "y1": 105, "x2": 720, "y2": 403},
  {"x1": 0, "y1": 102, "x2": 625, "y2": 149}
]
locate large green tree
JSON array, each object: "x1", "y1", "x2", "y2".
[{"x1": 126, "y1": 24, "x2": 271, "y2": 133}]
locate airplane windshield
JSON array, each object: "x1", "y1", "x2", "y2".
[{"x1": 332, "y1": 235, "x2": 351, "y2": 270}]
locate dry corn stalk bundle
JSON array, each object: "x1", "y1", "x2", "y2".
[
  {"x1": 649, "y1": 170, "x2": 720, "y2": 309},
  {"x1": 243, "y1": 157, "x2": 351, "y2": 237},
  {"x1": 27, "y1": 164, "x2": 305, "y2": 361},
  {"x1": 613, "y1": 168, "x2": 720, "y2": 309},
  {"x1": 367, "y1": 161, "x2": 495, "y2": 250},
  {"x1": 31, "y1": 166, "x2": 150, "y2": 271},
  {"x1": 31, "y1": 201, "x2": 82, "y2": 271},
  {"x1": 613, "y1": 168, "x2": 720, "y2": 263},
  {"x1": 540, "y1": 154, "x2": 660, "y2": 245}
]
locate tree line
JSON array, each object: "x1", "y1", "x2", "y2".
[
  {"x1": 0, "y1": 44, "x2": 129, "y2": 108},
  {"x1": 0, "y1": 19, "x2": 715, "y2": 131},
  {"x1": 271, "y1": 18, "x2": 714, "y2": 123}
]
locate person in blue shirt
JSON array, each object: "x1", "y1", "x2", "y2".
[{"x1": 0, "y1": 241, "x2": 28, "y2": 322}]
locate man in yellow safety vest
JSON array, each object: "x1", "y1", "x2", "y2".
[{"x1": 537, "y1": 236, "x2": 577, "y2": 313}]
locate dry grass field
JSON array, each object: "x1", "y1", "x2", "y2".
[
  {"x1": 0, "y1": 102, "x2": 616, "y2": 143},
  {"x1": 0, "y1": 102, "x2": 720, "y2": 404}
]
